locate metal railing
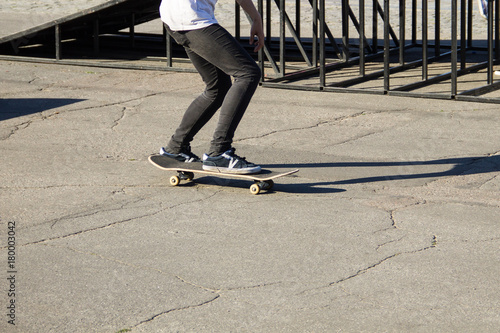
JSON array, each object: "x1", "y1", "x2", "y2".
[
  {"x1": 245, "y1": 0, "x2": 500, "y2": 102},
  {"x1": 1, "y1": 0, "x2": 499, "y2": 102}
]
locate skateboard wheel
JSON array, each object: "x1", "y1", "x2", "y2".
[
  {"x1": 184, "y1": 172, "x2": 194, "y2": 181},
  {"x1": 250, "y1": 183, "x2": 261, "y2": 195},
  {"x1": 169, "y1": 175, "x2": 180, "y2": 186}
]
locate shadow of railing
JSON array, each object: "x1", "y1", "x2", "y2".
[
  {"x1": 0, "y1": 98, "x2": 85, "y2": 120},
  {"x1": 263, "y1": 155, "x2": 500, "y2": 185}
]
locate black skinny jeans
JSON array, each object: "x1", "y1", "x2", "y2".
[{"x1": 165, "y1": 24, "x2": 261, "y2": 156}]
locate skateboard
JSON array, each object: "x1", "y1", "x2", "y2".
[{"x1": 149, "y1": 154, "x2": 299, "y2": 195}]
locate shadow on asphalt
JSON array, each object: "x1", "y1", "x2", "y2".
[
  {"x1": 165, "y1": 156, "x2": 499, "y2": 194},
  {"x1": 262, "y1": 155, "x2": 500, "y2": 185},
  {"x1": 0, "y1": 98, "x2": 85, "y2": 120},
  {"x1": 188, "y1": 176, "x2": 347, "y2": 194}
]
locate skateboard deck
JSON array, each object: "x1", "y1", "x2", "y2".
[{"x1": 149, "y1": 154, "x2": 299, "y2": 195}]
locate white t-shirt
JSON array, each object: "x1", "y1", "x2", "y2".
[{"x1": 160, "y1": 0, "x2": 219, "y2": 31}]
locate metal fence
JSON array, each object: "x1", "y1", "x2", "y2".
[
  {"x1": 1, "y1": 0, "x2": 499, "y2": 102},
  {"x1": 245, "y1": 0, "x2": 500, "y2": 102}
]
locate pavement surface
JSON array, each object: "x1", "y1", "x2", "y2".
[
  {"x1": 1, "y1": 3, "x2": 499, "y2": 333},
  {"x1": 1, "y1": 57, "x2": 499, "y2": 332}
]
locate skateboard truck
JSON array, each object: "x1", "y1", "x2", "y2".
[{"x1": 250, "y1": 180, "x2": 274, "y2": 195}]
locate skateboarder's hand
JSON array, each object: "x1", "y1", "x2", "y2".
[
  {"x1": 250, "y1": 19, "x2": 265, "y2": 52},
  {"x1": 237, "y1": 0, "x2": 265, "y2": 52}
]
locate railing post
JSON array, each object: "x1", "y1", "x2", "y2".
[
  {"x1": 422, "y1": 0, "x2": 428, "y2": 80},
  {"x1": 384, "y1": 0, "x2": 390, "y2": 92},
  {"x1": 487, "y1": 0, "x2": 494, "y2": 83},
  {"x1": 312, "y1": 0, "x2": 318, "y2": 67},
  {"x1": 320, "y1": 0, "x2": 326, "y2": 87},
  {"x1": 279, "y1": 0, "x2": 286, "y2": 76},
  {"x1": 399, "y1": 0, "x2": 406, "y2": 65},
  {"x1": 235, "y1": 2, "x2": 241, "y2": 41},
  {"x1": 435, "y1": 0, "x2": 441, "y2": 56},
  {"x1": 258, "y1": 0, "x2": 265, "y2": 81},
  {"x1": 360, "y1": 0, "x2": 366, "y2": 75},
  {"x1": 163, "y1": 24, "x2": 173, "y2": 67},
  {"x1": 55, "y1": 24, "x2": 61, "y2": 60},
  {"x1": 342, "y1": 0, "x2": 350, "y2": 60},
  {"x1": 451, "y1": 0, "x2": 458, "y2": 96},
  {"x1": 130, "y1": 13, "x2": 135, "y2": 48}
]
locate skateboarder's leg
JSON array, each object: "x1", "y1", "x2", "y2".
[
  {"x1": 169, "y1": 24, "x2": 261, "y2": 156},
  {"x1": 163, "y1": 24, "x2": 261, "y2": 172},
  {"x1": 201, "y1": 26, "x2": 261, "y2": 156},
  {"x1": 166, "y1": 47, "x2": 232, "y2": 154}
]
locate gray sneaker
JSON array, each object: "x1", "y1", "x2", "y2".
[
  {"x1": 202, "y1": 148, "x2": 261, "y2": 174},
  {"x1": 160, "y1": 147, "x2": 201, "y2": 163}
]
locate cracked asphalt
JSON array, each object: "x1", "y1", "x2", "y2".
[{"x1": 1, "y1": 59, "x2": 499, "y2": 333}]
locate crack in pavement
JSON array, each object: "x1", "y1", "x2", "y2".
[
  {"x1": 36, "y1": 242, "x2": 222, "y2": 330},
  {"x1": 1, "y1": 120, "x2": 32, "y2": 140},
  {"x1": 297, "y1": 197, "x2": 438, "y2": 296},
  {"x1": 299, "y1": 240, "x2": 437, "y2": 297},
  {"x1": 235, "y1": 111, "x2": 379, "y2": 143},
  {"x1": 329, "y1": 253, "x2": 400, "y2": 287},
  {"x1": 131, "y1": 295, "x2": 221, "y2": 330},
  {"x1": 175, "y1": 275, "x2": 282, "y2": 293},
  {"x1": 8, "y1": 191, "x2": 220, "y2": 248},
  {"x1": 17, "y1": 208, "x2": 165, "y2": 248},
  {"x1": 36, "y1": 242, "x2": 280, "y2": 331},
  {"x1": 446, "y1": 237, "x2": 500, "y2": 244},
  {"x1": 376, "y1": 236, "x2": 406, "y2": 252},
  {"x1": 63, "y1": 92, "x2": 161, "y2": 114},
  {"x1": 0, "y1": 92, "x2": 161, "y2": 140},
  {"x1": 327, "y1": 205, "x2": 439, "y2": 283},
  {"x1": 16, "y1": 196, "x2": 151, "y2": 230},
  {"x1": 477, "y1": 173, "x2": 499, "y2": 189},
  {"x1": 235, "y1": 109, "x2": 418, "y2": 151},
  {"x1": 111, "y1": 106, "x2": 127, "y2": 131},
  {"x1": 389, "y1": 209, "x2": 399, "y2": 229},
  {"x1": 43, "y1": 241, "x2": 283, "y2": 295},
  {"x1": 47, "y1": 196, "x2": 155, "y2": 229},
  {"x1": 41, "y1": 242, "x2": 221, "y2": 292},
  {"x1": 371, "y1": 198, "x2": 427, "y2": 233}
]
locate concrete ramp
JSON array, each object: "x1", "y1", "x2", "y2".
[{"x1": 0, "y1": 0, "x2": 163, "y2": 63}]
